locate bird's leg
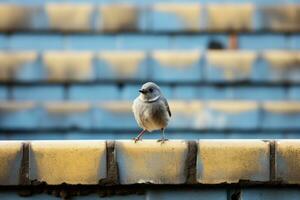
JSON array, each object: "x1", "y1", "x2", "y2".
[
  {"x1": 157, "y1": 128, "x2": 168, "y2": 143},
  {"x1": 133, "y1": 129, "x2": 146, "y2": 143}
]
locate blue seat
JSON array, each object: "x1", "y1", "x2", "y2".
[
  {"x1": 289, "y1": 87, "x2": 300, "y2": 100},
  {"x1": 205, "y1": 4, "x2": 255, "y2": 31},
  {"x1": 0, "y1": 52, "x2": 41, "y2": 82},
  {"x1": 259, "y1": 5, "x2": 300, "y2": 32},
  {"x1": 262, "y1": 102, "x2": 300, "y2": 129},
  {"x1": 69, "y1": 85, "x2": 119, "y2": 101},
  {"x1": 238, "y1": 34, "x2": 287, "y2": 50},
  {"x1": 232, "y1": 87, "x2": 286, "y2": 100},
  {"x1": 200, "y1": 86, "x2": 231, "y2": 100},
  {"x1": 12, "y1": 86, "x2": 64, "y2": 101},
  {"x1": 0, "y1": 102, "x2": 40, "y2": 129},
  {"x1": 0, "y1": 35, "x2": 7, "y2": 49},
  {"x1": 173, "y1": 35, "x2": 228, "y2": 49},
  {"x1": 151, "y1": 50, "x2": 202, "y2": 82},
  {"x1": 121, "y1": 85, "x2": 141, "y2": 100},
  {"x1": 173, "y1": 86, "x2": 199, "y2": 99},
  {"x1": 118, "y1": 35, "x2": 170, "y2": 50},
  {"x1": 0, "y1": 87, "x2": 7, "y2": 100},
  {"x1": 150, "y1": 3, "x2": 202, "y2": 32},
  {"x1": 206, "y1": 101, "x2": 259, "y2": 129},
  {"x1": 205, "y1": 50, "x2": 257, "y2": 82},
  {"x1": 168, "y1": 100, "x2": 206, "y2": 129},
  {"x1": 9, "y1": 35, "x2": 64, "y2": 50},
  {"x1": 253, "y1": 51, "x2": 300, "y2": 83},
  {"x1": 290, "y1": 35, "x2": 300, "y2": 49},
  {"x1": 66, "y1": 35, "x2": 117, "y2": 50},
  {"x1": 96, "y1": 51, "x2": 148, "y2": 80},
  {"x1": 43, "y1": 51, "x2": 95, "y2": 82},
  {"x1": 93, "y1": 101, "x2": 136, "y2": 129},
  {"x1": 40, "y1": 102, "x2": 92, "y2": 129},
  {"x1": 98, "y1": 4, "x2": 147, "y2": 32}
]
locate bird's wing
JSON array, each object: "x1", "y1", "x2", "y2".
[{"x1": 162, "y1": 97, "x2": 171, "y2": 117}]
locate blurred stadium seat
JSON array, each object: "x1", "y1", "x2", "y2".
[{"x1": 0, "y1": 1, "x2": 299, "y2": 139}]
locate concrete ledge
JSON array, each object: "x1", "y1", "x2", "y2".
[
  {"x1": 0, "y1": 140, "x2": 300, "y2": 186},
  {"x1": 197, "y1": 140, "x2": 270, "y2": 184},
  {"x1": 29, "y1": 140, "x2": 106, "y2": 185},
  {"x1": 116, "y1": 140, "x2": 188, "y2": 184},
  {"x1": 276, "y1": 140, "x2": 300, "y2": 184},
  {"x1": 0, "y1": 141, "x2": 23, "y2": 185}
]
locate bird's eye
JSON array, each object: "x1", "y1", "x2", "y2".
[{"x1": 149, "y1": 88, "x2": 153, "y2": 93}]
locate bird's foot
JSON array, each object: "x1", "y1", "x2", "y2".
[
  {"x1": 133, "y1": 137, "x2": 142, "y2": 143},
  {"x1": 157, "y1": 138, "x2": 168, "y2": 144}
]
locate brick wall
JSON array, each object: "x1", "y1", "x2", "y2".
[{"x1": 0, "y1": 140, "x2": 300, "y2": 199}]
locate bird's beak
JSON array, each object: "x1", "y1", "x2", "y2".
[{"x1": 139, "y1": 89, "x2": 146, "y2": 94}]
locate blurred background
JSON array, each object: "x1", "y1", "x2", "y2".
[{"x1": 0, "y1": 0, "x2": 299, "y2": 140}]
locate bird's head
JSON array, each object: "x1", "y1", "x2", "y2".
[{"x1": 139, "y1": 82, "x2": 161, "y2": 102}]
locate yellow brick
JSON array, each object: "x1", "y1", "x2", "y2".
[
  {"x1": 207, "y1": 4, "x2": 254, "y2": 31},
  {"x1": 97, "y1": 51, "x2": 146, "y2": 77},
  {"x1": 206, "y1": 50, "x2": 257, "y2": 80},
  {"x1": 46, "y1": 4, "x2": 93, "y2": 31},
  {"x1": 153, "y1": 3, "x2": 202, "y2": 31},
  {"x1": 197, "y1": 140, "x2": 270, "y2": 183},
  {"x1": 29, "y1": 141, "x2": 106, "y2": 185},
  {"x1": 116, "y1": 140, "x2": 188, "y2": 184},
  {"x1": 276, "y1": 140, "x2": 300, "y2": 183},
  {"x1": 0, "y1": 4, "x2": 33, "y2": 30},
  {"x1": 261, "y1": 6, "x2": 300, "y2": 32},
  {"x1": 0, "y1": 141, "x2": 23, "y2": 185},
  {"x1": 99, "y1": 5, "x2": 138, "y2": 32},
  {"x1": 0, "y1": 52, "x2": 37, "y2": 81},
  {"x1": 152, "y1": 50, "x2": 201, "y2": 69},
  {"x1": 43, "y1": 51, "x2": 93, "y2": 82}
]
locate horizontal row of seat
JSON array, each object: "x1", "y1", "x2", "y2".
[
  {"x1": 1, "y1": 85, "x2": 300, "y2": 101},
  {"x1": 0, "y1": 4, "x2": 299, "y2": 32},
  {"x1": 0, "y1": 50, "x2": 300, "y2": 82},
  {"x1": 0, "y1": 100, "x2": 300, "y2": 129},
  {"x1": 1, "y1": 34, "x2": 299, "y2": 50}
]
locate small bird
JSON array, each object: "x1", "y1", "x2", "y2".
[{"x1": 132, "y1": 82, "x2": 171, "y2": 143}]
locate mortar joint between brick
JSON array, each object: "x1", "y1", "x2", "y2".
[
  {"x1": 104, "y1": 141, "x2": 119, "y2": 185},
  {"x1": 185, "y1": 140, "x2": 198, "y2": 184},
  {"x1": 269, "y1": 140, "x2": 276, "y2": 182},
  {"x1": 19, "y1": 142, "x2": 30, "y2": 186}
]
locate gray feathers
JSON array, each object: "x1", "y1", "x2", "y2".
[{"x1": 132, "y1": 82, "x2": 171, "y2": 132}]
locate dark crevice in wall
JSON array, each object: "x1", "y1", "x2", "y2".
[
  {"x1": 103, "y1": 141, "x2": 119, "y2": 185},
  {"x1": 19, "y1": 142, "x2": 30, "y2": 186},
  {"x1": 270, "y1": 141, "x2": 276, "y2": 181},
  {"x1": 18, "y1": 142, "x2": 32, "y2": 197},
  {"x1": 185, "y1": 141, "x2": 198, "y2": 184}
]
